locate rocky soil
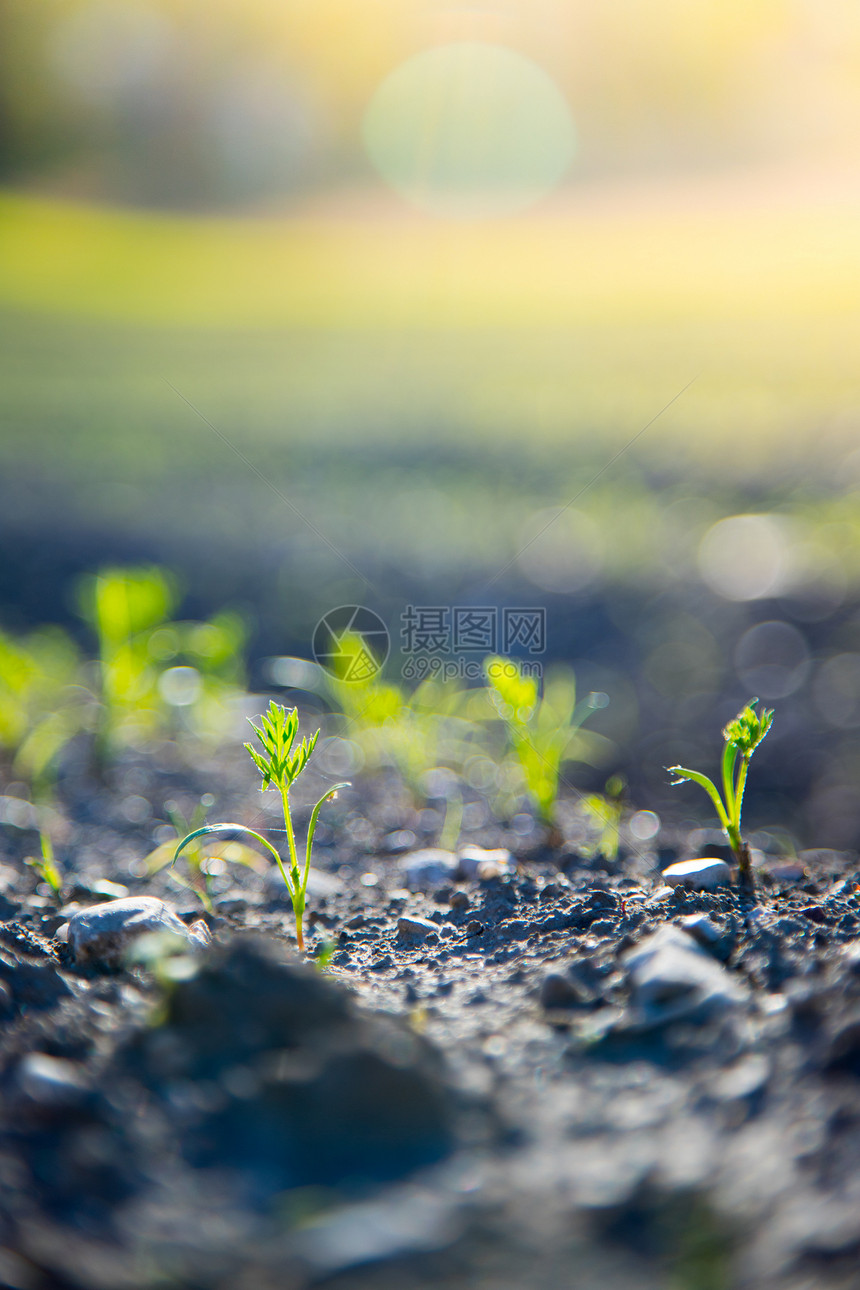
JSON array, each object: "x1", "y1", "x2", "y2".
[{"x1": 0, "y1": 742, "x2": 859, "y2": 1290}]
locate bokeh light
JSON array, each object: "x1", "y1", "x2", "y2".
[
  {"x1": 517, "y1": 508, "x2": 602, "y2": 593},
  {"x1": 362, "y1": 43, "x2": 576, "y2": 217},
  {"x1": 698, "y1": 514, "x2": 790, "y2": 601},
  {"x1": 734, "y1": 620, "x2": 810, "y2": 699},
  {"x1": 813, "y1": 654, "x2": 860, "y2": 728}
]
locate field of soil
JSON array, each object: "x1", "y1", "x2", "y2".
[{"x1": 1, "y1": 736, "x2": 859, "y2": 1290}]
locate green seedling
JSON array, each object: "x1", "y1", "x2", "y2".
[
  {"x1": 77, "y1": 565, "x2": 247, "y2": 764},
  {"x1": 144, "y1": 797, "x2": 265, "y2": 914},
  {"x1": 25, "y1": 830, "x2": 63, "y2": 901},
  {"x1": 0, "y1": 626, "x2": 87, "y2": 798},
  {"x1": 483, "y1": 657, "x2": 607, "y2": 830},
  {"x1": 668, "y1": 698, "x2": 774, "y2": 888},
  {"x1": 580, "y1": 775, "x2": 625, "y2": 862},
  {"x1": 325, "y1": 634, "x2": 476, "y2": 801},
  {"x1": 173, "y1": 701, "x2": 347, "y2": 952}
]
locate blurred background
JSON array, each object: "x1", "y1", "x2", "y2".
[{"x1": 2, "y1": 0, "x2": 860, "y2": 846}]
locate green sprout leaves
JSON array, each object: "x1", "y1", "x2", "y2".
[
  {"x1": 722, "y1": 701, "x2": 774, "y2": 757},
  {"x1": 244, "y1": 702, "x2": 319, "y2": 792},
  {"x1": 668, "y1": 698, "x2": 774, "y2": 886},
  {"x1": 173, "y1": 701, "x2": 347, "y2": 952}
]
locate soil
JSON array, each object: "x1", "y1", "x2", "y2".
[{"x1": 1, "y1": 737, "x2": 859, "y2": 1290}]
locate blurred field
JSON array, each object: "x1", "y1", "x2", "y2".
[{"x1": 2, "y1": 173, "x2": 860, "y2": 631}]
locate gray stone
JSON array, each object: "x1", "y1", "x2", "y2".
[
  {"x1": 457, "y1": 845, "x2": 513, "y2": 881},
  {"x1": 398, "y1": 849, "x2": 458, "y2": 892},
  {"x1": 662, "y1": 857, "x2": 732, "y2": 891},
  {"x1": 764, "y1": 860, "x2": 807, "y2": 883},
  {"x1": 643, "y1": 885, "x2": 674, "y2": 908},
  {"x1": 623, "y1": 925, "x2": 748, "y2": 1028},
  {"x1": 15, "y1": 1052, "x2": 89, "y2": 1108},
  {"x1": 677, "y1": 913, "x2": 735, "y2": 960},
  {"x1": 540, "y1": 971, "x2": 588, "y2": 1010},
  {"x1": 678, "y1": 913, "x2": 723, "y2": 945},
  {"x1": 65, "y1": 896, "x2": 211, "y2": 967},
  {"x1": 396, "y1": 916, "x2": 440, "y2": 944}
]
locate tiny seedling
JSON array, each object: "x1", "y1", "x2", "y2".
[
  {"x1": 668, "y1": 698, "x2": 774, "y2": 888},
  {"x1": 580, "y1": 775, "x2": 625, "y2": 862},
  {"x1": 25, "y1": 830, "x2": 63, "y2": 901},
  {"x1": 173, "y1": 701, "x2": 347, "y2": 952},
  {"x1": 145, "y1": 797, "x2": 265, "y2": 914},
  {"x1": 484, "y1": 657, "x2": 607, "y2": 830}
]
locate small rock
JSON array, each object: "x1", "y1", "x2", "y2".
[
  {"x1": 70, "y1": 879, "x2": 130, "y2": 902},
  {"x1": 676, "y1": 913, "x2": 735, "y2": 960},
  {"x1": 644, "y1": 886, "x2": 674, "y2": 908},
  {"x1": 588, "y1": 918, "x2": 617, "y2": 939},
  {"x1": 843, "y1": 940, "x2": 860, "y2": 972},
  {"x1": 15, "y1": 1053, "x2": 90, "y2": 1109},
  {"x1": 66, "y1": 897, "x2": 211, "y2": 967},
  {"x1": 466, "y1": 920, "x2": 484, "y2": 938},
  {"x1": 540, "y1": 971, "x2": 593, "y2": 1010},
  {"x1": 398, "y1": 850, "x2": 458, "y2": 892},
  {"x1": 678, "y1": 913, "x2": 723, "y2": 946},
  {"x1": 764, "y1": 861, "x2": 807, "y2": 883},
  {"x1": 707, "y1": 1053, "x2": 770, "y2": 1102},
  {"x1": 0, "y1": 948, "x2": 72, "y2": 1010},
  {"x1": 457, "y1": 846, "x2": 513, "y2": 881},
  {"x1": 449, "y1": 890, "x2": 470, "y2": 912},
  {"x1": 396, "y1": 916, "x2": 440, "y2": 944},
  {"x1": 662, "y1": 857, "x2": 731, "y2": 891},
  {"x1": 623, "y1": 925, "x2": 748, "y2": 1028}
]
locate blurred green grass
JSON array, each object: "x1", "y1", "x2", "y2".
[{"x1": 1, "y1": 189, "x2": 859, "y2": 615}]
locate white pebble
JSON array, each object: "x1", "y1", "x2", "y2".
[{"x1": 662, "y1": 857, "x2": 731, "y2": 891}]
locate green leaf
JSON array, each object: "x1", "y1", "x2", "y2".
[
  {"x1": 302, "y1": 782, "x2": 350, "y2": 895},
  {"x1": 173, "y1": 824, "x2": 285, "y2": 883},
  {"x1": 667, "y1": 765, "x2": 730, "y2": 831}
]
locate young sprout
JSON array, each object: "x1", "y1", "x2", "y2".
[
  {"x1": 144, "y1": 797, "x2": 266, "y2": 914},
  {"x1": 25, "y1": 830, "x2": 63, "y2": 901},
  {"x1": 173, "y1": 701, "x2": 347, "y2": 952},
  {"x1": 668, "y1": 698, "x2": 774, "y2": 888},
  {"x1": 483, "y1": 656, "x2": 607, "y2": 833}
]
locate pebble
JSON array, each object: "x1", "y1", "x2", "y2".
[
  {"x1": 676, "y1": 913, "x2": 735, "y2": 963},
  {"x1": 69, "y1": 879, "x2": 130, "y2": 902},
  {"x1": 449, "y1": 890, "x2": 470, "y2": 911},
  {"x1": 678, "y1": 913, "x2": 722, "y2": 944},
  {"x1": 398, "y1": 850, "x2": 459, "y2": 892},
  {"x1": 662, "y1": 857, "x2": 732, "y2": 891},
  {"x1": 644, "y1": 886, "x2": 674, "y2": 908},
  {"x1": 65, "y1": 897, "x2": 211, "y2": 967},
  {"x1": 764, "y1": 861, "x2": 807, "y2": 883},
  {"x1": 15, "y1": 1053, "x2": 89, "y2": 1109},
  {"x1": 457, "y1": 846, "x2": 513, "y2": 881},
  {"x1": 540, "y1": 971, "x2": 592, "y2": 1010},
  {"x1": 623, "y1": 925, "x2": 748, "y2": 1028},
  {"x1": 396, "y1": 916, "x2": 440, "y2": 944}
]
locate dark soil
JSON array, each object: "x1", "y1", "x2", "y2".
[{"x1": 1, "y1": 739, "x2": 859, "y2": 1290}]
